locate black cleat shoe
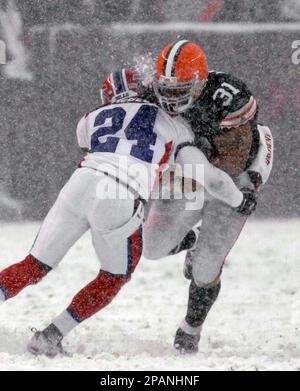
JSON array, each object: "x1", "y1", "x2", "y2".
[
  {"x1": 169, "y1": 225, "x2": 201, "y2": 256},
  {"x1": 27, "y1": 324, "x2": 70, "y2": 358},
  {"x1": 174, "y1": 327, "x2": 200, "y2": 354},
  {"x1": 179, "y1": 226, "x2": 201, "y2": 280}
]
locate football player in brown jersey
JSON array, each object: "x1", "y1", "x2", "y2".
[{"x1": 142, "y1": 40, "x2": 273, "y2": 353}]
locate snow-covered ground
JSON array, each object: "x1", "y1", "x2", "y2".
[{"x1": 0, "y1": 219, "x2": 299, "y2": 371}]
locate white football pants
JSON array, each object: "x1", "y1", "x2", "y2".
[
  {"x1": 31, "y1": 167, "x2": 144, "y2": 276},
  {"x1": 144, "y1": 192, "x2": 248, "y2": 287}
]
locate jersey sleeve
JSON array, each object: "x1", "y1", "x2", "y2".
[
  {"x1": 176, "y1": 145, "x2": 243, "y2": 207},
  {"x1": 155, "y1": 109, "x2": 194, "y2": 151},
  {"x1": 76, "y1": 114, "x2": 90, "y2": 150},
  {"x1": 211, "y1": 72, "x2": 258, "y2": 128},
  {"x1": 245, "y1": 124, "x2": 273, "y2": 184},
  {"x1": 220, "y1": 95, "x2": 258, "y2": 128}
]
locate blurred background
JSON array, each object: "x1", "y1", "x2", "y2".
[{"x1": 0, "y1": 0, "x2": 299, "y2": 219}]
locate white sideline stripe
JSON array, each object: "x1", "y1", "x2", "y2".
[
  {"x1": 108, "y1": 22, "x2": 300, "y2": 34},
  {"x1": 165, "y1": 39, "x2": 189, "y2": 77},
  {"x1": 29, "y1": 22, "x2": 300, "y2": 36}
]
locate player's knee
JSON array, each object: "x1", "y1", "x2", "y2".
[
  {"x1": 143, "y1": 249, "x2": 162, "y2": 260},
  {"x1": 192, "y1": 273, "x2": 221, "y2": 288},
  {"x1": 106, "y1": 271, "x2": 131, "y2": 289},
  {"x1": 143, "y1": 241, "x2": 171, "y2": 260}
]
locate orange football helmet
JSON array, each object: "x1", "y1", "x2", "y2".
[{"x1": 153, "y1": 40, "x2": 208, "y2": 113}]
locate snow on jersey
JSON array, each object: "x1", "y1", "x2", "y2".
[{"x1": 76, "y1": 101, "x2": 194, "y2": 199}]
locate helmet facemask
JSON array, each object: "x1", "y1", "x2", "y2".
[{"x1": 153, "y1": 75, "x2": 206, "y2": 114}]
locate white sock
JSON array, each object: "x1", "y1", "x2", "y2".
[
  {"x1": 180, "y1": 319, "x2": 202, "y2": 336},
  {"x1": 52, "y1": 310, "x2": 79, "y2": 336}
]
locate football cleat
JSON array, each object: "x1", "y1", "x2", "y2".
[
  {"x1": 182, "y1": 226, "x2": 201, "y2": 280},
  {"x1": 169, "y1": 225, "x2": 201, "y2": 257},
  {"x1": 27, "y1": 324, "x2": 70, "y2": 358},
  {"x1": 174, "y1": 327, "x2": 201, "y2": 354}
]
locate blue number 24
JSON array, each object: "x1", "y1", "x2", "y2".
[{"x1": 90, "y1": 105, "x2": 158, "y2": 163}]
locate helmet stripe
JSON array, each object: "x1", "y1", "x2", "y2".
[
  {"x1": 162, "y1": 44, "x2": 173, "y2": 76},
  {"x1": 119, "y1": 70, "x2": 126, "y2": 92},
  {"x1": 109, "y1": 73, "x2": 116, "y2": 95},
  {"x1": 171, "y1": 41, "x2": 190, "y2": 77},
  {"x1": 100, "y1": 88, "x2": 105, "y2": 104},
  {"x1": 113, "y1": 71, "x2": 124, "y2": 95},
  {"x1": 122, "y1": 68, "x2": 129, "y2": 91},
  {"x1": 165, "y1": 39, "x2": 189, "y2": 78}
]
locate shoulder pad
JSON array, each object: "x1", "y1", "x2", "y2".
[{"x1": 208, "y1": 71, "x2": 258, "y2": 127}]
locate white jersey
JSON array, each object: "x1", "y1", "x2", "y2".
[{"x1": 76, "y1": 101, "x2": 194, "y2": 199}]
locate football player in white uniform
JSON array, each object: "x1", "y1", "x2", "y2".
[{"x1": 0, "y1": 69, "x2": 251, "y2": 357}]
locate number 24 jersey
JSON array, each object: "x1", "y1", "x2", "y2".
[{"x1": 76, "y1": 100, "x2": 194, "y2": 199}]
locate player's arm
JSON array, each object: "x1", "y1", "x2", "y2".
[
  {"x1": 212, "y1": 122, "x2": 254, "y2": 177},
  {"x1": 176, "y1": 145, "x2": 244, "y2": 208},
  {"x1": 76, "y1": 113, "x2": 90, "y2": 152},
  {"x1": 212, "y1": 74, "x2": 273, "y2": 189}
]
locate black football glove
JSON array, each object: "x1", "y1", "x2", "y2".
[
  {"x1": 247, "y1": 170, "x2": 263, "y2": 190},
  {"x1": 235, "y1": 187, "x2": 257, "y2": 215}
]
